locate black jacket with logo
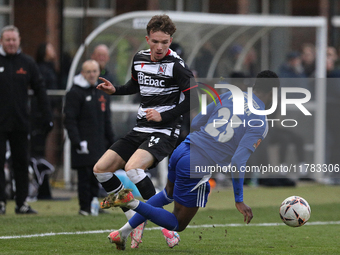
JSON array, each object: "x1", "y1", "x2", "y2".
[
  {"x1": 0, "y1": 47, "x2": 52, "y2": 132},
  {"x1": 64, "y1": 74, "x2": 115, "y2": 168}
]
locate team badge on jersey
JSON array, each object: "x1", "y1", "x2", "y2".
[
  {"x1": 253, "y1": 138, "x2": 262, "y2": 149},
  {"x1": 157, "y1": 64, "x2": 167, "y2": 75},
  {"x1": 16, "y1": 67, "x2": 27, "y2": 74},
  {"x1": 98, "y1": 95, "x2": 106, "y2": 112}
]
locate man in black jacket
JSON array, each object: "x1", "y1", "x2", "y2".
[
  {"x1": 0, "y1": 25, "x2": 53, "y2": 214},
  {"x1": 64, "y1": 60, "x2": 115, "y2": 216}
]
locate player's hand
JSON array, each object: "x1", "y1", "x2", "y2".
[
  {"x1": 97, "y1": 77, "x2": 116, "y2": 94},
  {"x1": 145, "y1": 108, "x2": 162, "y2": 122},
  {"x1": 235, "y1": 202, "x2": 253, "y2": 224}
]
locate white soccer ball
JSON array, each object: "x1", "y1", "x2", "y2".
[{"x1": 279, "y1": 196, "x2": 311, "y2": 227}]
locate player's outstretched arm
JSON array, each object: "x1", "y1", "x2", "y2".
[
  {"x1": 235, "y1": 202, "x2": 253, "y2": 224},
  {"x1": 97, "y1": 77, "x2": 116, "y2": 95}
]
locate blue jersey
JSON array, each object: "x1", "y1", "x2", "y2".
[
  {"x1": 190, "y1": 91, "x2": 267, "y2": 165},
  {"x1": 188, "y1": 91, "x2": 268, "y2": 202}
]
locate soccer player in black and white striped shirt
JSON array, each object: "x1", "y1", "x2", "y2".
[{"x1": 94, "y1": 14, "x2": 198, "y2": 249}]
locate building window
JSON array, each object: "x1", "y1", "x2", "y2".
[
  {"x1": 0, "y1": 0, "x2": 13, "y2": 28},
  {"x1": 159, "y1": 0, "x2": 208, "y2": 12},
  {"x1": 63, "y1": 0, "x2": 115, "y2": 57}
]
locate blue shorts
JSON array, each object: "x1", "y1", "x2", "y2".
[{"x1": 168, "y1": 142, "x2": 210, "y2": 208}]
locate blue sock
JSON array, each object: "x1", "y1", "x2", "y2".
[
  {"x1": 147, "y1": 188, "x2": 174, "y2": 207},
  {"x1": 132, "y1": 200, "x2": 179, "y2": 231},
  {"x1": 129, "y1": 189, "x2": 175, "y2": 228}
]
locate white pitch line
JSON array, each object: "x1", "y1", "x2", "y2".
[{"x1": 1, "y1": 221, "x2": 339, "y2": 240}]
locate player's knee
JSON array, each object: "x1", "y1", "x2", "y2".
[
  {"x1": 94, "y1": 157, "x2": 122, "y2": 174},
  {"x1": 176, "y1": 222, "x2": 188, "y2": 232},
  {"x1": 125, "y1": 161, "x2": 145, "y2": 172},
  {"x1": 125, "y1": 155, "x2": 152, "y2": 172},
  {"x1": 93, "y1": 161, "x2": 112, "y2": 174},
  {"x1": 174, "y1": 213, "x2": 190, "y2": 232},
  {"x1": 124, "y1": 161, "x2": 133, "y2": 172},
  {"x1": 93, "y1": 162, "x2": 102, "y2": 173}
]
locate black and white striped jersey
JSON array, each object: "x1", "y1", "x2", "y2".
[{"x1": 122, "y1": 48, "x2": 194, "y2": 137}]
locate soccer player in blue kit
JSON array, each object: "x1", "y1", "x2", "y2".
[{"x1": 102, "y1": 70, "x2": 280, "y2": 250}]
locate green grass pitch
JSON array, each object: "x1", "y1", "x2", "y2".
[{"x1": 0, "y1": 183, "x2": 339, "y2": 254}]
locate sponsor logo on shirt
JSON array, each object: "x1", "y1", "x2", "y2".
[
  {"x1": 137, "y1": 72, "x2": 165, "y2": 87},
  {"x1": 16, "y1": 67, "x2": 27, "y2": 74}
]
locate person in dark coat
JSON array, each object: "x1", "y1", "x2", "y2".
[
  {"x1": 30, "y1": 43, "x2": 59, "y2": 159},
  {"x1": 29, "y1": 42, "x2": 59, "y2": 200},
  {"x1": 64, "y1": 60, "x2": 115, "y2": 215},
  {"x1": 0, "y1": 25, "x2": 53, "y2": 214}
]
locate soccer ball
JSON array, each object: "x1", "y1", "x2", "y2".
[{"x1": 279, "y1": 196, "x2": 311, "y2": 227}]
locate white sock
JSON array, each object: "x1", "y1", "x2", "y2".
[
  {"x1": 123, "y1": 199, "x2": 140, "y2": 219},
  {"x1": 126, "y1": 200, "x2": 139, "y2": 210},
  {"x1": 120, "y1": 222, "x2": 134, "y2": 238},
  {"x1": 126, "y1": 168, "x2": 146, "y2": 184},
  {"x1": 124, "y1": 209, "x2": 136, "y2": 220}
]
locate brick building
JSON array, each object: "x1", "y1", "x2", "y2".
[{"x1": 0, "y1": 0, "x2": 338, "y2": 77}]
